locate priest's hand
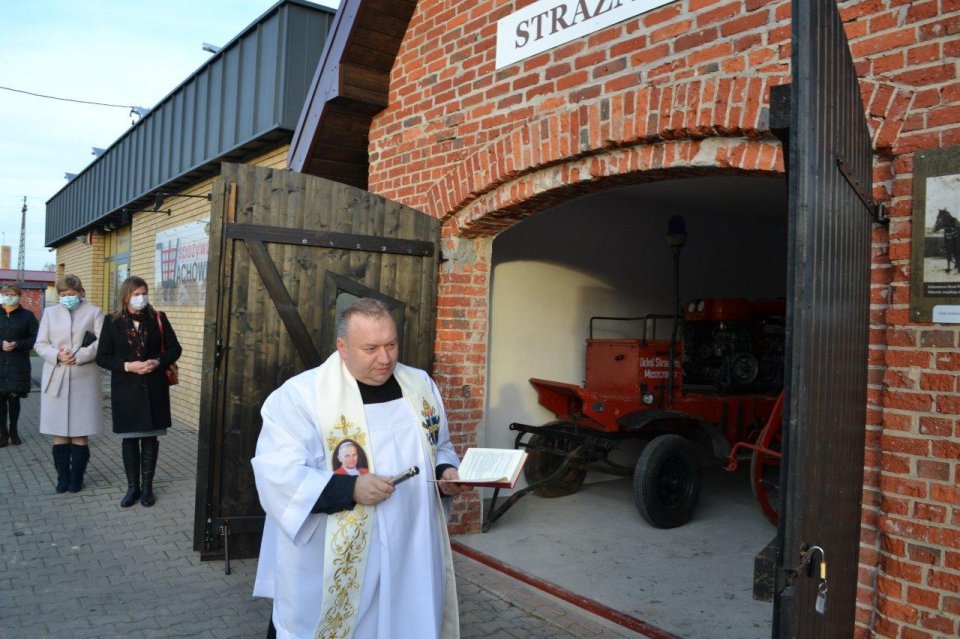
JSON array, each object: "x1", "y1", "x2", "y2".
[
  {"x1": 438, "y1": 467, "x2": 473, "y2": 496},
  {"x1": 353, "y1": 474, "x2": 395, "y2": 505}
]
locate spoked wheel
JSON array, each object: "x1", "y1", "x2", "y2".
[
  {"x1": 633, "y1": 435, "x2": 702, "y2": 528},
  {"x1": 751, "y1": 392, "x2": 784, "y2": 525},
  {"x1": 523, "y1": 432, "x2": 588, "y2": 498}
]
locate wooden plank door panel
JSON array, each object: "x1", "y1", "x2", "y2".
[
  {"x1": 775, "y1": 1, "x2": 874, "y2": 636},
  {"x1": 194, "y1": 164, "x2": 439, "y2": 559}
]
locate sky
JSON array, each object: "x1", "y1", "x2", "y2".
[{"x1": 0, "y1": 0, "x2": 339, "y2": 271}]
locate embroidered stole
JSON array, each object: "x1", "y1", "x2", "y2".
[{"x1": 312, "y1": 353, "x2": 457, "y2": 639}]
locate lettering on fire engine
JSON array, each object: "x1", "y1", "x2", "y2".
[{"x1": 640, "y1": 356, "x2": 674, "y2": 379}]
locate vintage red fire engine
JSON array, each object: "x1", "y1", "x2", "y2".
[{"x1": 485, "y1": 297, "x2": 786, "y2": 531}]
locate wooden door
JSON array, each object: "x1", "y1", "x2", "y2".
[
  {"x1": 774, "y1": 0, "x2": 874, "y2": 636},
  {"x1": 193, "y1": 163, "x2": 439, "y2": 559}
]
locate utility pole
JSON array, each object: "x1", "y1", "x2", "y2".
[{"x1": 18, "y1": 197, "x2": 27, "y2": 285}]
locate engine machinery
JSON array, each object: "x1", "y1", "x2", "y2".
[{"x1": 681, "y1": 298, "x2": 785, "y2": 393}]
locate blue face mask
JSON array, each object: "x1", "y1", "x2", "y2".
[{"x1": 59, "y1": 295, "x2": 81, "y2": 311}]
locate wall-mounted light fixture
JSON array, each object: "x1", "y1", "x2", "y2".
[
  {"x1": 91, "y1": 147, "x2": 106, "y2": 157},
  {"x1": 64, "y1": 172, "x2": 77, "y2": 181},
  {"x1": 152, "y1": 191, "x2": 212, "y2": 215},
  {"x1": 202, "y1": 42, "x2": 222, "y2": 54},
  {"x1": 152, "y1": 193, "x2": 172, "y2": 215}
]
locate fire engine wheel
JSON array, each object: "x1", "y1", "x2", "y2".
[
  {"x1": 632, "y1": 435, "x2": 702, "y2": 529},
  {"x1": 751, "y1": 418, "x2": 782, "y2": 526},
  {"x1": 523, "y1": 433, "x2": 587, "y2": 498}
]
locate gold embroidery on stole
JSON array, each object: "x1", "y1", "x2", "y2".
[{"x1": 316, "y1": 415, "x2": 371, "y2": 639}]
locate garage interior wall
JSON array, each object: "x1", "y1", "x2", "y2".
[{"x1": 485, "y1": 177, "x2": 788, "y2": 457}]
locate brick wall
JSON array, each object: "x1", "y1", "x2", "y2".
[
  {"x1": 56, "y1": 236, "x2": 104, "y2": 304},
  {"x1": 18, "y1": 289, "x2": 45, "y2": 320},
  {"x1": 847, "y1": 1, "x2": 960, "y2": 637},
  {"x1": 368, "y1": 0, "x2": 960, "y2": 635}
]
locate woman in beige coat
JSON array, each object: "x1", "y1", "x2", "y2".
[{"x1": 35, "y1": 274, "x2": 105, "y2": 493}]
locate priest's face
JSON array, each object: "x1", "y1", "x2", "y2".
[{"x1": 337, "y1": 313, "x2": 399, "y2": 386}]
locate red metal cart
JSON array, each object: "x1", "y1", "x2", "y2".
[{"x1": 483, "y1": 299, "x2": 785, "y2": 531}]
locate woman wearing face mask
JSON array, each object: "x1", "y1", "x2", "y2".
[
  {"x1": 35, "y1": 274, "x2": 105, "y2": 492},
  {"x1": 96, "y1": 276, "x2": 181, "y2": 507},
  {"x1": 0, "y1": 283, "x2": 39, "y2": 447}
]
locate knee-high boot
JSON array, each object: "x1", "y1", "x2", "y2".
[
  {"x1": 140, "y1": 438, "x2": 159, "y2": 507},
  {"x1": 8, "y1": 396, "x2": 21, "y2": 445},
  {"x1": 52, "y1": 444, "x2": 71, "y2": 493},
  {"x1": 120, "y1": 439, "x2": 141, "y2": 507},
  {"x1": 68, "y1": 444, "x2": 90, "y2": 493},
  {"x1": 0, "y1": 397, "x2": 8, "y2": 447}
]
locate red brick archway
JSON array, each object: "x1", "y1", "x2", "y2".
[
  {"x1": 438, "y1": 135, "x2": 783, "y2": 237},
  {"x1": 434, "y1": 130, "x2": 784, "y2": 533},
  {"x1": 419, "y1": 78, "x2": 787, "y2": 232}
]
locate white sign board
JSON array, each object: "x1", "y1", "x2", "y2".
[
  {"x1": 496, "y1": 0, "x2": 672, "y2": 69},
  {"x1": 154, "y1": 219, "x2": 210, "y2": 306},
  {"x1": 933, "y1": 305, "x2": 960, "y2": 323}
]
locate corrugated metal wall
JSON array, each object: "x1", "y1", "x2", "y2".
[{"x1": 45, "y1": 0, "x2": 334, "y2": 246}]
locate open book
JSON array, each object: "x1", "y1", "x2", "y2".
[{"x1": 438, "y1": 448, "x2": 528, "y2": 488}]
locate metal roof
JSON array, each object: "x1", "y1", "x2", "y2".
[
  {"x1": 0, "y1": 269, "x2": 57, "y2": 284},
  {"x1": 45, "y1": 0, "x2": 335, "y2": 246}
]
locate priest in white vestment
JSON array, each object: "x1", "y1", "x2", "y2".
[{"x1": 252, "y1": 298, "x2": 470, "y2": 639}]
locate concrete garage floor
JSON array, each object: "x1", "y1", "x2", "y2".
[{"x1": 453, "y1": 464, "x2": 775, "y2": 639}]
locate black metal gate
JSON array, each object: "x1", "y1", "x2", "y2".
[
  {"x1": 193, "y1": 163, "x2": 440, "y2": 562},
  {"x1": 775, "y1": 0, "x2": 875, "y2": 636}
]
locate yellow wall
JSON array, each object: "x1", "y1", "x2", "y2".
[
  {"x1": 55, "y1": 233, "x2": 105, "y2": 301},
  {"x1": 54, "y1": 143, "x2": 290, "y2": 428}
]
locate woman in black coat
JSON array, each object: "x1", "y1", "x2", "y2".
[
  {"x1": 0, "y1": 283, "x2": 39, "y2": 447},
  {"x1": 96, "y1": 276, "x2": 181, "y2": 507}
]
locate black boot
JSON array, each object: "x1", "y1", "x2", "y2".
[
  {"x1": 120, "y1": 439, "x2": 141, "y2": 507},
  {"x1": 140, "y1": 438, "x2": 158, "y2": 507},
  {"x1": 8, "y1": 397, "x2": 21, "y2": 445},
  {"x1": 52, "y1": 444, "x2": 71, "y2": 493},
  {"x1": 0, "y1": 396, "x2": 7, "y2": 447},
  {"x1": 68, "y1": 444, "x2": 90, "y2": 493}
]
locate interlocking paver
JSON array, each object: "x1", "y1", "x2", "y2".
[{"x1": 0, "y1": 358, "x2": 645, "y2": 638}]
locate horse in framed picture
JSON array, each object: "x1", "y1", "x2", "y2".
[{"x1": 933, "y1": 207, "x2": 960, "y2": 274}]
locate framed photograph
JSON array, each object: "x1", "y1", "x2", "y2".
[{"x1": 910, "y1": 145, "x2": 960, "y2": 323}]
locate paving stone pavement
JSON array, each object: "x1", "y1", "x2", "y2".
[{"x1": 0, "y1": 361, "x2": 644, "y2": 639}]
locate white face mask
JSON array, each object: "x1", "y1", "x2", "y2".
[
  {"x1": 0, "y1": 295, "x2": 19, "y2": 306},
  {"x1": 129, "y1": 294, "x2": 149, "y2": 311}
]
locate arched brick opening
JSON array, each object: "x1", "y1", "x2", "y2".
[
  {"x1": 445, "y1": 136, "x2": 782, "y2": 237},
  {"x1": 419, "y1": 86, "x2": 787, "y2": 226},
  {"x1": 436, "y1": 133, "x2": 784, "y2": 534}
]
